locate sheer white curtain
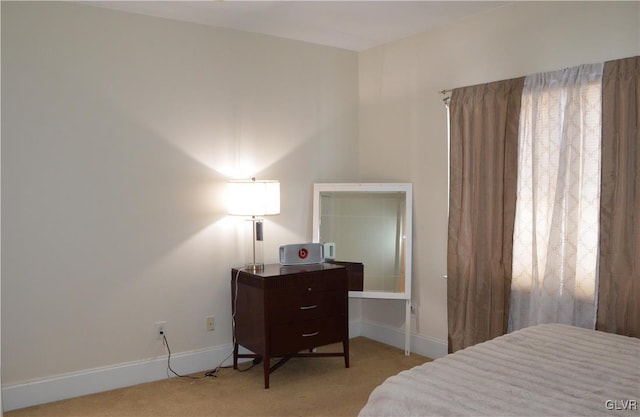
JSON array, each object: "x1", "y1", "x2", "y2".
[{"x1": 509, "y1": 63, "x2": 604, "y2": 332}]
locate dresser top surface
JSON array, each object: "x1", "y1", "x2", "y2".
[{"x1": 234, "y1": 263, "x2": 345, "y2": 278}]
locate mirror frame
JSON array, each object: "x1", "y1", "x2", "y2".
[{"x1": 312, "y1": 183, "x2": 412, "y2": 300}]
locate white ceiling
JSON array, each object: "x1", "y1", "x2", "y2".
[{"x1": 86, "y1": 1, "x2": 509, "y2": 51}]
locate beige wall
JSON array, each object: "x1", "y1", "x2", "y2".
[
  {"x1": 358, "y1": 1, "x2": 639, "y2": 343},
  {"x1": 1, "y1": 2, "x2": 358, "y2": 385}
]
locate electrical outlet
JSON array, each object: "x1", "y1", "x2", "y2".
[
  {"x1": 206, "y1": 316, "x2": 215, "y2": 332},
  {"x1": 155, "y1": 321, "x2": 167, "y2": 339}
]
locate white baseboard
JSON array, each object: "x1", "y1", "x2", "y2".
[
  {"x1": 2, "y1": 319, "x2": 439, "y2": 412},
  {"x1": 349, "y1": 318, "x2": 362, "y2": 338},
  {"x1": 360, "y1": 320, "x2": 448, "y2": 360},
  {"x1": 2, "y1": 343, "x2": 236, "y2": 412}
]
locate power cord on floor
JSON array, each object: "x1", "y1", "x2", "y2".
[
  {"x1": 162, "y1": 333, "x2": 203, "y2": 380},
  {"x1": 161, "y1": 330, "x2": 257, "y2": 379},
  {"x1": 203, "y1": 352, "x2": 259, "y2": 377}
]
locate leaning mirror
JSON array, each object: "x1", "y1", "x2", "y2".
[{"x1": 312, "y1": 183, "x2": 412, "y2": 300}]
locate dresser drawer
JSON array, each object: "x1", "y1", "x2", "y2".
[
  {"x1": 269, "y1": 316, "x2": 344, "y2": 356},
  {"x1": 266, "y1": 270, "x2": 346, "y2": 293},
  {"x1": 269, "y1": 290, "x2": 345, "y2": 324}
]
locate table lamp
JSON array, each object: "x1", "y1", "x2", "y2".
[{"x1": 228, "y1": 178, "x2": 280, "y2": 271}]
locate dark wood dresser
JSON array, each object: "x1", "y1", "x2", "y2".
[{"x1": 231, "y1": 263, "x2": 349, "y2": 388}]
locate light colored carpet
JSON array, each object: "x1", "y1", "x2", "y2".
[{"x1": 6, "y1": 337, "x2": 430, "y2": 417}]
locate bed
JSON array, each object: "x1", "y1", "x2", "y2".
[{"x1": 359, "y1": 324, "x2": 639, "y2": 416}]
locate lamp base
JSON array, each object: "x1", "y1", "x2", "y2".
[{"x1": 245, "y1": 262, "x2": 265, "y2": 272}]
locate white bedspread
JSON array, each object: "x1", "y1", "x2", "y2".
[{"x1": 359, "y1": 324, "x2": 640, "y2": 417}]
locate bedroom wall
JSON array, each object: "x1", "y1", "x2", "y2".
[
  {"x1": 358, "y1": 1, "x2": 640, "y2": 352},
  {"x1": 1, "y1": 1, "x2": 358, "y2": 408}
]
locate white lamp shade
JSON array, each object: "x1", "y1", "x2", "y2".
[{"x1": 227, "y1": 180, "x2": 280, "y2": 216}]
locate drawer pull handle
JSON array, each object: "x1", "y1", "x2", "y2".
[
  {"x1": 300, "y1": 305, "x2": 318, "y2": 310},
  {"x1": 302, "y1": 331, "x2": 320, "y2": 337}
]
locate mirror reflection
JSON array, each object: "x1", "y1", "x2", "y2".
[
  {"x1": 313, "y1": 183, "x2": 412, "y2": 299},
  {"x1": 320, "y1": 192, "x2": 406, "y2": 292}
]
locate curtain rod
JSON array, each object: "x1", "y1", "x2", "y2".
[{"x1": 440, "y1": 89, "x2": 451, "y2": 106}]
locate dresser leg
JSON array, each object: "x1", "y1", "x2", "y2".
[
  {"x1": 263, "y1": 357, "x2": 270, "y2": 389},
  {"x1": 233, "y1": 342, "x2": 239, "y2": 370},
  {"x1": 343, "y1": 339, "x2": 350, "y2": 368}
]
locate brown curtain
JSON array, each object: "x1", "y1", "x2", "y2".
[
  {"x1": 597, "y1": 56, "x2": 640, "y2": 338},
  {"x1": 447, "y1": 78, "x2": 524, "y2": 353}
]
